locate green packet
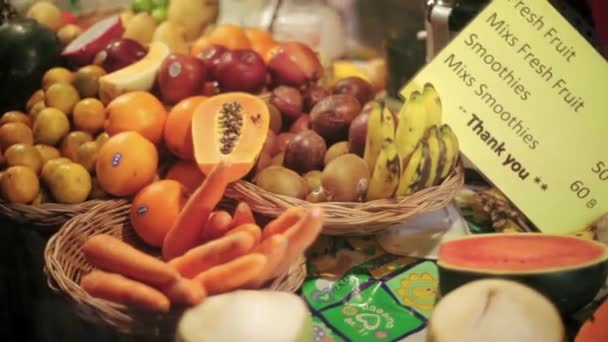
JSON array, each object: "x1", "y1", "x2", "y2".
[{"x1": 300, "y1": 236, "x2": 439, "y2": 342}]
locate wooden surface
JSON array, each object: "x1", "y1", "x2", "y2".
[{"x1": 0, "y1": 220, "x2": 131, "y2": 342}]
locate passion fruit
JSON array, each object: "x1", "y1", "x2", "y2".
[
  {"x1": 333, "y1": 76, "x2": 374, "y2": 106},
  {"x1": 310, "y1": 94, "x2": 361, "y2": 143},
  {"x1": 283, "y1": 130, "x2": 327, "y2": 174},
  {"x1": 321, "y1": 153, "x2": 370, "y2": 202},
  {"x1": 255, "y1": 166, "x2": 308, "y2": 199}
]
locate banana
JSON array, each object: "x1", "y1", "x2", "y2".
[
  {"x1": 422, "y1": 83, "x2": 442, "y2": 128},
  {"x1": 366, "y1": 140, "x2": 401, "y2": 201},
  {"x1": 363, "y1": 101, "x2": 396, "y2": 174},
  {"x1": 438, "y1": 124, "x2": 460, "y2": 181},
  {"x1": 395, "y1": 91, "x2": 429, "y2": 169},
  {"x1": 396, "y1": 141, "x2": 429, "y2": 197},
  {"x1": 423, "y1": 126, "x2": 442, "y2": 188}
]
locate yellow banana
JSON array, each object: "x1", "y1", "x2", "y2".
[
  {"x1": 363, "y1": 101, "x2": 396, "y2": 174},
  {"x1": 423, "y1": 126, "x2": 441, "y2": 188},
  {"x1": 438, "y1": 124, "x2": 460, "y2": 181},
  {"x1": 396, "y1": 141, "x2": 428, "y2": 197},
  {"x1": 395, "y1": 91, "x2": 429, "y2": 169},
  {"x1": 422, "y1": 83, "x2": 442, "y2": 128},
  {"x1": 366, "y1": 140, "x2": 401, "y2": 201}
]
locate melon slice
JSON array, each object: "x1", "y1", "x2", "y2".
[
  {"x1": 191, "y1": 92, "x2": 270, "y2": 183},
  {"x1": 428, "y1": 279, "x2": 565, "y2": 342},
  {"x1": 62, "y1": 15, "x2": 124, "y2": 66},
  {"x1": 575, "y1": 298, "x2": 608, "y2": 342},
  {"x1": 437, "y1": 233, "x2": 608, "y2": 315},
  {"x1": 98, "y1": 41, "x2": 171, "y2": 104},
  {"x1": 176, "y1": 290, "x2": 313, "y2": 342}
]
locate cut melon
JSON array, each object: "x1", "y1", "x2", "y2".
[
  {"x1": 62, "y1": 15, "x2": 124, "y2": 66},
  {"x1": 437, "y1": 233, "x2": 608, "y2": 315},
  {"x1": 428, "y1": 279, "x2": 565, "y2": 342},
  {"x1": 191, "y1": 92, "x2": 270, "y2": 183},
  {"x1": 98, "y1": 41, "x2": 170, "y2": 104},
  {"x1": 575, "y1": 298, "x2": 608, "y2": 342}
]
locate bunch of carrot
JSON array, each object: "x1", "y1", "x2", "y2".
[{"x1": 80, "y1": 162, "x2": 324, "y2": 312}]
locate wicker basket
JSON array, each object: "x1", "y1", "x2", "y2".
[
  {"x1": 44, "y1": 199, "x2": 307, "y2": 338},
  {"x1": 226, "y1": 163, "x2": 465, "y2": 236},
  {"x1": 0, "y1": 199, "x2": 108, "y2": 232}
]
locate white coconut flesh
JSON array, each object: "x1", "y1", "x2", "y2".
[
  {"x1": 428, "y1": 279, "x2": 564, "y2": 342},
  {"x1": 176, "y1": 290, "x2": 313, "y2": 342}
]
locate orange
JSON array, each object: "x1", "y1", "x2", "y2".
[
  {"x1": 0, "y1": 122, "x2": 34, "y2": 150},
  {"x1": 190, "y1": 24, "x2": 251, "y2": 56},
  {"x1": 105, "y1": 91, "x2": 168, "y2": 145},
  {"x1": 163, "y1": 96, "x2": 207, "y2": 161},
  {"x1": 96, "y1": 131, "x2": 159, "y2": 197},
  {"x1": 1, "y1": 111, "x2": 32, "y2": 127},
  {"x1": 165, "y1": 159, "x2": 205, "y2": 193},
  {"x1": 73, "y1": 98, "x2": 106, "y2": 134},
  {"x1": 130, "y1": 179, "x2": 188, "y2": 247},
  {"x1": 245, "y1": 28, "x2": 278, "y2": 59}
]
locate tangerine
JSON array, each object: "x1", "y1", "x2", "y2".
[
  {"x1": 73, "y1": 98, "x2": 106, "y2": 134},
  {"x1": 105, "y1": 91, "x2": 168, "y2": 145},
  {"x1": 0, "y1": 122, "x2": 34, "y2": 150},
  {"x1": 164, "y1": 159, "x2": 205, "y2": 193},
  {"x1": 130, "y1": 179, "x2": 188, "y2": 247},
  {"x1": 96, "y1": 131, "x2": 159, "y2": 197},
  {"x1": 190, "y1": 24, "x2": 251, "y2": 56},
  {"x1": 0, "y1": 111, "x2": 32, "y2": 127},
  {"x1": 245, "y1": 28, "x2": 277, "y2": 60},
  {"x1": 164, "y1": 96, "x2": 207, "y2": 161}
]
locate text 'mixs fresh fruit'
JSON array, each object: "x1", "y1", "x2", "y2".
[
  {"x1": 158, "y1": 54, "x2": 207, "y2": 104},
  {"x1": 191, "y1": 92, "x2": 270, "y2": 182}
]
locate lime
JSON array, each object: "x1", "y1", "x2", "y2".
[
  {"x1": 152, "y1": 0, "x2": 169, "y2": 8},
  {"x1": 151, "y1": 7, "x2": 168, "y2": 22},
  {"x1": 131, "y1": 0, "x2": 153, "y2": 13}
]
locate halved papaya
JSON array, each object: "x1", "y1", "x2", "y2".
[
  {"x1": 191, "y1": 92, "x2": 269, "y2": 183},
  {"x1": 437, "y1": 233, "x2": 608, "y2": 315}
]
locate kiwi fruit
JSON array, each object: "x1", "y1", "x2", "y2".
[{"x1": 321, "y1": 153, "x2": 370, "y2": 202}]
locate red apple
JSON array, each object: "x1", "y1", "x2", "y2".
[
  {"x1": 270, "y1": 85, "x2": 303, "y2": 122},
  {"x1": 158, "y1": 53, "x2": 208, "y2": 104},
  {"x1": 196, "y1": 44, "x2": 228, "y2": 80},
  {"x1": 290, "y1": 114, "x2": 311, "y2": 134},
  {"x1": 100, "y1": 38, "x2": 148, "y2": 73},
  {"x1": 214, "y1": 49, "x2": 267, "y2": 93},
  {"x1": 267, "y1": 41, "x2": 323, "y2": 88}
]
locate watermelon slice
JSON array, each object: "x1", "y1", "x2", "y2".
[{"x1": 437, "y1": 233, "x2": 608, "y2": 315}]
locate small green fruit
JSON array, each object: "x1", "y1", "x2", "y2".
[
  {"x1": 131, "y1": 0, "x2": 153, "y2": 13},
  {"x1": 151, "y1": 7, "x2": 168, "y2": 22}
]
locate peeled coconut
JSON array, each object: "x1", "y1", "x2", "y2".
[
  {"x1": 428, "y1": 279, "x2": 565, "y2": 342},
  {"x1": 176, "y1": 290, "x2": 313, "y2": 342}
]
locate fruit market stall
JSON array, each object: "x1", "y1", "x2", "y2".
[{"x1": 1, "y1": 0, "x2": 607, "y2": 341}]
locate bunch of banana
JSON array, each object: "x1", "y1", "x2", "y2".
[{"x1": 362, "y1": 82, "x2": 461, "y2": 200}]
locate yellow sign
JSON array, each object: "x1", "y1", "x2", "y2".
[{"x1": 401, "y1": 0, "x2": 608, "y2": 234}]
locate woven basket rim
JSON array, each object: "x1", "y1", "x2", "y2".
[
  {"x1": 0, "y1": 198, "x2": 110, "y2": 230},
  {"x1": 226, "y1": 163, "x2": 465, "y2": 235},
  {"x1": 44, "y1": 199, "x2": 307, "y2": 337}
]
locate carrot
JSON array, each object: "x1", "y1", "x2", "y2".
[
  {"x1": 81, "y1": 270, "x2": 170, "y2": 312},
  {"x1": 83, "y1": 234, "x2": 180, "y2": 287},
  {"x1": 161, "y1": 277, "x2": 207, "y2": 306},
  {"x1": 229, "y1": 202, "x2": 255, "y2": 229},
  {"x1": 271, "y1": 207, "x2": 324, "y2": 278},
  {"x1": 225, "y1": 223, "x2": 262, "y2": 245},
  {"x1": 261, "y1": 207, "x2": 306, "y2": 239},
  {"x1": 195, "y1": 254, "x2": 267, "y2": 295},
  {"x1": 201, "y1": 210, "x2": 233, "y2": 242},
  {"x1": 246, "y1": 234, "x2": 288, "y2": 288},
  {"x1": 168, "y1": 231, "x2": 256, "y2": 278},
  {"x1": 163, "y1": 162, "x2": 231, "y2": 261}
]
